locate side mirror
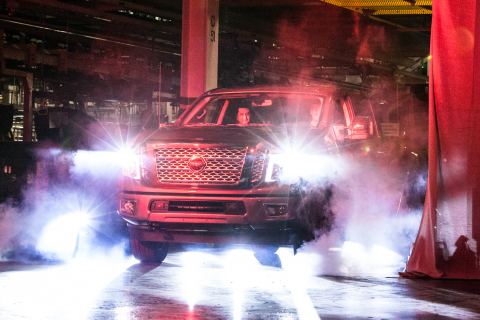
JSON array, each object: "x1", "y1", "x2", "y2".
[{"x1": 345, "y1": 116, "x2": 374, "y2": 140}]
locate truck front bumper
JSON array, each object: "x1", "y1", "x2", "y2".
[{"x1": 127, "y1": 221, "x2": 302, "y2": 246}]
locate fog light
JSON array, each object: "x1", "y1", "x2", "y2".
[
  {"x1": 264, "y1": 204, "x2": 288, "y2": 217},
  {"x1": 120, "y1": 199, "x2": 136, "y2": 215}
]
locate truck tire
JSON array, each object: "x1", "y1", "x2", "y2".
[
  {"x1": 130, "y1": 239, "x2": 169, "y2": 263},
  {"x1": 251, "y1": 245, "x2": 279, "y2": 255},
  {"x1": 251, "y1": 245, "x2": 281, "y2": 267}
]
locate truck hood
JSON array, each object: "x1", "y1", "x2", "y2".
[{"x1": 135, "y1": 125, "x2": 330, "y2": 152}]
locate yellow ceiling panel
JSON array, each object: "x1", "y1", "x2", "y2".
[
  {"x1": 322, "y1": 0, "x2": 432, "y2": 14},
  {"x1": 344, "y1": 7, "x2": 432, "y2": 14},
  {"x1": 322, "y1": 0, "x2": 431, "y2": 6}
]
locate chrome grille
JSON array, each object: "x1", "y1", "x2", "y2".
[
  {"x1": 156, "y1": 158, "x2": 242, "y2": 171},
  {"x1": 156, "y1": 148, "x2": 246, "y2": 158},
  {"x1": 251, "y1": 154, "x2": 265, "y2": 183},
  {"x1": 154, "y1": 146, "x2": 247, "y2": 184}
]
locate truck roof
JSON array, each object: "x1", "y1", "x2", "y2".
[{"x1": 203, "y1": 85, "x2": 338, "y2": 96}]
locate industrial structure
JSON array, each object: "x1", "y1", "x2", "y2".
[{"x1": 0, "y1": 0, "x2": 431, "y2": 142}]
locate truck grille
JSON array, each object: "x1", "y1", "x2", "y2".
[
  {"x1": 251, "y1": 154, "x2": 265, "y2": 183},
  {"x1": 154, "y1": 147, "x2": 247, "y2": 184}
]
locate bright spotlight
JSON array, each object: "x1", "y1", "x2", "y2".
[
  {"x1": 73, "y1": 211, "x2": 90, "y2": 228},
  {"x1": 36, "y1": 211, "x2": 92, "y2": 261}
]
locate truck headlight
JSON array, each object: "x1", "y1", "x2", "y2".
[
  {"x1": 265, "y1": 155, "x2": 283, "y2": 182},
  {"x1": 265, "y1": 147, "x2": 312, "y2": 182},
  {"x1": 120, "y1": 147, "x2": 142, "y2": 180},
  {"x1": 265, "y1": 147, "x2": 301, "y2": 182}
]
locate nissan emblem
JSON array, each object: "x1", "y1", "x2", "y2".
[{"x1": 188, "y1": 156, "x2": 207, "y2": 172}]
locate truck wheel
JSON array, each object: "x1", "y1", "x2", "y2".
[
  {"x1": 251, "y1": 245, "x2": 281, "y2": 267},
  {"x1": 251, "y1": 245, "x2": 279, "y2": 255},
  {"x1": 130, "y1": 239, "x2": 169, "y2": 263}
]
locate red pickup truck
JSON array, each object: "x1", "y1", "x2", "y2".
[{"x1": 118, "y1": 85, "x2": 378, "y2": 262}]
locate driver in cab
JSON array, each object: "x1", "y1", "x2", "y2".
[{"x1": 236, "y1": 107, "x2": 251, "y2": 126}]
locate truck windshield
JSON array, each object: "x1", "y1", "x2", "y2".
[{"x1": 182, "y1": 93, "x2": 325, "y2": 128}]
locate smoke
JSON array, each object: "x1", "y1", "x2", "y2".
[
  {"x1": 295, "y1": 155, "x2": 424, "y2": 276},
  {"x1": 0, "y1": 147, "x2": 129, "y2": 262},
  {"x1": 0, "y1": 201, "x2": 25, "y2": 260},
  {"x1": 266, "y1": 5, "x2": 428, "y2": 274},
  {"x1": 348, "y1": 13, "x2": 390, "y2": 61}
]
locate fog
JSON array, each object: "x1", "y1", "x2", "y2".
[
  {"x1": 265, "y1": 8, "x2": 427, "y2": 275},
  {"x1": 265, "y1": 136, "x2": 424, "y2": 275},
  {"x1": 0, "y1": 128, "x2": 427, "y2": 278},
  {"x1": 0, "y1": 148, "x2": 129, "y2": 262}
]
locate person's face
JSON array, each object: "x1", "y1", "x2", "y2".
[
  {"x1": 310, "y1": 104, "x2": 322, "y2": 121},
  {"x1": 237, "y1": 108, "x2": 250, "y2": 125}
]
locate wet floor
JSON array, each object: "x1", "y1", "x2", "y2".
[{"x1": 1, "y1": 244, "x2": 480, "y2": 320}]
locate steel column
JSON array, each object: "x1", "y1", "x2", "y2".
[
  {"x1": 22, "y1": 76, "x2": 33, "y2": 142},
  {"x1": 180, "y1": 0, "x2": 219, "y2": 109}
]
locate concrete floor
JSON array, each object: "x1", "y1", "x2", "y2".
[{"x1": 1, "y1": 244, "x2": 480, "y2": 320}]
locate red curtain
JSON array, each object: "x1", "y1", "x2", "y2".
[{"x1": 405, "y1": 0, "x2": 480, "y2": 278}]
